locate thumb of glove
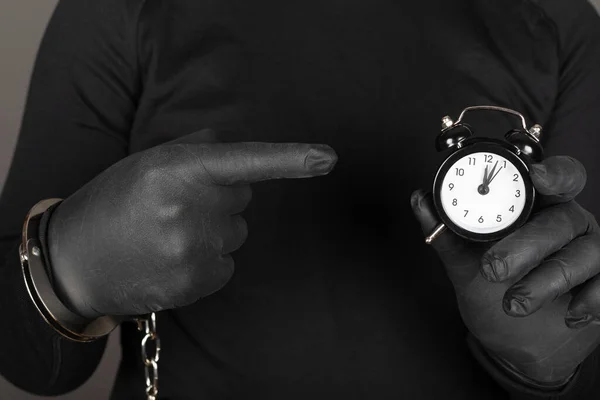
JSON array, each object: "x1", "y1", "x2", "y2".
[
  {"x1": 410, "y1": 188, "x2": 484, "y2": 288},
  {"x1": 410, "y1": 189, "x2": 461, "y2": 253}
]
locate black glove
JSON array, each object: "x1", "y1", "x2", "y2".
[
  {"x1": 46, "y1": 129, "x2": 337, "y2": 319},
  {"x1": 411, "y1": 155, "x2": 600, "y2": 384}
]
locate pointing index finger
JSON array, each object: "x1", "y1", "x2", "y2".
[{"x1": 195, "y1": 142, "x2": 338, "y2": 185}]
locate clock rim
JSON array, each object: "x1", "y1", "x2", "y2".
[{"x1": 432, "y1": 139, "x2": 535, "y2": 242}]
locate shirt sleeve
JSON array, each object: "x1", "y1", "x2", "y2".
[
  {"x1": 470, "y1": 1, "x2": 600, "y2": 399},
  {"x1": 0, "y1": 0, "x2": 145, "y2": 395},
  {"x1": 468, "y1": 333, "x2": 600, "y2": 400},
  {"x1": 528, "y1": 1, "x2": 600, "y2": 393},
  {"x1": 537, "y1": 0, "x2": 600, "y2": 216}
]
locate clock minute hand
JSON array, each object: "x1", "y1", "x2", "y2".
[{"x1": 488, "y1": 162, "x2": 503, "y2": 185}]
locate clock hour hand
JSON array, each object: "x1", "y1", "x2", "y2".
[
  {"x1": 478, "y1": 164, "x2": 490, "y2": 195},
  {"x1": 482, "y1": 165, "x2": 489, "y2": 185}
]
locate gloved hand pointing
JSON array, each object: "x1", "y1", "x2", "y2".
[{"x1": 46, "y1": 129, "x2": 338, "y2": 319}]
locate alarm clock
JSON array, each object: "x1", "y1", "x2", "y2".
[{"x1": 425, "y1": 105, "x2": 544, "y2": 244}]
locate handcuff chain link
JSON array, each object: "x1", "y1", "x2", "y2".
[{"x1": 136, "y1": 312, "x2": 160, "y2": 400}]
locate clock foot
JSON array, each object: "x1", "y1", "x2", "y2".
[{"x1": 425, "y1": 223, "x2": 447, "y2": 244}]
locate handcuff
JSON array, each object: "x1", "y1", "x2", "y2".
[{"x1": 19, "y1": 198, "x2": 160, "y2": 400}]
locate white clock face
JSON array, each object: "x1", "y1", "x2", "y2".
[{"x1": 439, "y1": 151, "x2": 527, "y2": 234}]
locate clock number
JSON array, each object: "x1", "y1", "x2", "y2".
[
  {"x1": 509, "y1": 205, "x2": 515, "y2": 212},
  {"x1": 513, "y1": 174, "x2": 519, "y2": 182},
  {"x1": 496, "y1": 215, "x2": 502, "y2": 222},
  {"x1": 503, "y1": 161, "x2": 507, "y2": 168},
  {"x1": 464, "y1": 210, "x2": 469, "y2": 217},
  {"x1": 468, "y1": 157, "x2": 476, "y2": 165},
  {"x1": 478, "y1": 216, "x2": 484, "y2": 223},
  {"x1": 452, "y1": 198, "x2": 458, "y2": 206},
  {"x1": 455, "y1": 168, "x2": 464, "y2": 176},
  {"x1": 448, "y1": 183, "x2": 454, "y2": 191},
  {"x1": 485, "y1": 155, "x2": 493, "y2": 163},
  {"x1": 515, "y1": 190, "x2": 521, "y2": 198}
]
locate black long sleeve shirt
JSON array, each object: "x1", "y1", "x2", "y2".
[{"x1": 2, "y1": 0, "x2": 600, "y2": 399}]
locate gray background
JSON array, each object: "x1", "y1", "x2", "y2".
[{"x1": 1, "y1": 1, "x2": 599, "y2": 399}]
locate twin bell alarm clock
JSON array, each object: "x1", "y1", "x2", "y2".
[{"x1": 425, "y1": 105, "x2": 544, "y2": 244}]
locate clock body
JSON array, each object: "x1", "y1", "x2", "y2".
[{"x1": 432, "y1": 138, "x2": 535, "y2": 242}]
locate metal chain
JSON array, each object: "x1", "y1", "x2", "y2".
[{"x1": 136, "y1": 312, "x2": 161, "y2": 400}]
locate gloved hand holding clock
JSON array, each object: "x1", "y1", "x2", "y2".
[{"x1": 411, "y1": 107, "x2": 600, "y2": 387}]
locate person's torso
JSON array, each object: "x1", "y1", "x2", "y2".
[{"x1": 113, "y1": 0, "x2": 559, "y2": 398}]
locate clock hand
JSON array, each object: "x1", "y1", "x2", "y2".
[
  {"x1": 488, "y1": 163, "x2": 503, "y2": 186},
  {"x1": 482, "y1": 165, "x2": 489, "y2": 186},
  {"x1": 478, "y1": 165, "x2": 490, "y2": 195},
  {"x1": 485, "y1": 161, "x2": 498, "y2": 186}
]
